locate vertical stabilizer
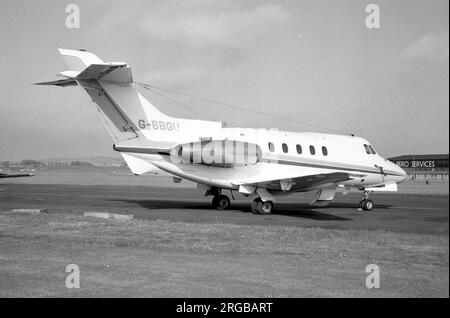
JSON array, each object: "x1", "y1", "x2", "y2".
[{"x1": 36, "y1": 49, "x2": 223, "y2": 145}]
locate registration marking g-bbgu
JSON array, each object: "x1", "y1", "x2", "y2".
[{"x1": 138, "y1": 119, "x2": 180, "y2": 131}]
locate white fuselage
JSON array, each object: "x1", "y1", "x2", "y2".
[{"x1": 129, "y1": 126, "x2": 406, "y2": 192}]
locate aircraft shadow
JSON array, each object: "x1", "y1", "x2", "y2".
[
  {"x1": 326, "y1": 202, "x2": 393, "y2": 209},
  {"x1": 112, "y1": 199, "x2": 356, "y2": 221}
]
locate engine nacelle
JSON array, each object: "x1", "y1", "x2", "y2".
[{"x1": 170, "y1": 140, "x2": 262, "y2": 167}]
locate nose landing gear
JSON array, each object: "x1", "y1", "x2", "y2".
[
  {"x1": 206, "y1": 188, "x2": 231, "y2": 210},
  {"x1": 359, "y1": 191, "x2": 374, "y2": 211}
]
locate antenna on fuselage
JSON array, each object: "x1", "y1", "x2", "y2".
[{"x1": 136, "y1": 81, "x2": 353, "y2": 136}]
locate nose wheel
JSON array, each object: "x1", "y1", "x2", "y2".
[
  {"x1": 360, "y1": 199, "x2": 374, "y2": 211},
  {"x1": 359, "y1": 191, "x2": 374, "y2": 211}
]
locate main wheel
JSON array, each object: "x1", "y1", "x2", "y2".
[
  {"x1": 361, "y1": 199, "x2": 373, "y2": 211},
  {"x1": 212, "y1": 195, "x2": 230, "y2": 210},
  {"x1": 258, "y1": 200, "x2": 274, "y2": 215},
  {"x1": 251, "y1": 198, "x2": 262, "y2": 214}
]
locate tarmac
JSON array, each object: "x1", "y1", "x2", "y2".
[{"x1": 0, "y1": 183, "x2": 448, "y2": 234}]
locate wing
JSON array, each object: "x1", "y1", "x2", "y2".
[
  {"x1": 234, "y1": 172, "x2": 352, "y2": 192},
  {"x1": 234, "y1": 172, "x2": 353, "y2": 207}
]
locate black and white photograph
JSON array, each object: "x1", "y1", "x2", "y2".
[{"x1": 0, "y1": 0, "x2": 448, "y2": 302}]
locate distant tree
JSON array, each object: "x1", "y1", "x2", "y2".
[
  {"x1": 0, "y1": 161, "x2": 10, "y2": 168},
  {"x1": 20, "y1": 160, "x2": 43, "y2": 166},
  {"x1": 70, "y1": 160, "x2": 93, "y2": 166}
]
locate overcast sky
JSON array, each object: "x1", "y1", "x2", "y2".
[{"x1": 0, "y1": 0, "x2": 448, "y2": 161}]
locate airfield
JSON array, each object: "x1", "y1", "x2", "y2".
[{"x1": 0, "y1": 165, "x2": 448, "y2": 297}]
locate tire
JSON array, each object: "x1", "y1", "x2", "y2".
[
  {"x1": 258, "y1": 201, "x2": 273, "y2": 215},
  {"x1": 359, "y1": 199, "x2": 365, "y2": 209},
  {"x1": 362, "y1": 199, "x2": 373, "y2": 211},
  {"x1": 213, "y1": 195, "x2": 230, "y2": 210},
  {"x1": 251, "y1": 198, "x2": 261, "y2": 214}
]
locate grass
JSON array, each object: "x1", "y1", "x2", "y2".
[{"x1": 0, "y1": 211, "x2": 448, "y2": 297}]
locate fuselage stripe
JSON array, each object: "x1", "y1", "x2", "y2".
[{"x1": 261, "y1": 157, "x2": 402, "y2": 177}]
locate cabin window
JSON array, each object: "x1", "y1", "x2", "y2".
[
  {"x1": 296, "y1": 144, "x2": 302, "y2": 154},
  {"x1": 322, "y1": 146, "x2": 328, "y2": 156},
  {"x1": 282, "y1": 143, "x2": 288, "y2": 153},
  {"x1": 268, "y1": 142, "x2": 275, "y2": 152},
  {"x1": 364, "y1": 144, "x2": 371, "y2": 154},
  {"x1": 309, "y1": 145, "x2": 316, "y2": 155},
  {"x1": 369, "y1": 145, "x2": 377, "y2": 154}
]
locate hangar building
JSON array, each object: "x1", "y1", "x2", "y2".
[{"x1": 388, "y1": 154, "x2": 449, "y2": 180}]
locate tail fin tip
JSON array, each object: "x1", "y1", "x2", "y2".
[{"x1": 58, "y1": 48, "x2": 104, "y2": 71}]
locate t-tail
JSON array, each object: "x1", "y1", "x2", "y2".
[{"x1": 36, "y1": 49, "x2": 222, "y2": 174}]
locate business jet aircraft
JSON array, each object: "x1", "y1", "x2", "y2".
[
  {"x1": 36, "y1": 49, "x2": 406, "y2": 214},
  {"x1": 0, "y1": 173, "x2": 34, "y2": 179}
]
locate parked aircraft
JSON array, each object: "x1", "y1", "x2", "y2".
[
  {"x1": 0, "y1": 173, "x2": 33, "y2": 178},
  {"x1": 36, "y1": 49, "x2": 406, "y2": 214}
]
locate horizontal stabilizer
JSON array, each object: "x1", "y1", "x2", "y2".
[
  {"x1": 34, "y1": 63, "x2": 132, "y2": 86},
  {"x1": 34, "y1": 78, "x2": 77, "y2": 87},
  {"x1": 36, "y1": 48, "x2": 132, "y2": 86},
  {"x1": 77, "y1": 63, "x2": 127, "y2": 80}
]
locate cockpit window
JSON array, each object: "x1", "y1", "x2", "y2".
[
  {"x1": 363, "y1": 144, "x2": 371, "y2": 154},
  {"x1": 369, "y1": 145, "x2": 376, "y2": 154}
]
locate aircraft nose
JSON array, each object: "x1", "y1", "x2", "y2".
[
  {"x1": 390, "y1": 161, "x2": 407, "y2": 183},
  {"x1": 398, "y1": 167, "x2": 407, "y2": 183}
]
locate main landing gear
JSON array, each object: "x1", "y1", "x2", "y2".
[
  {"x1": 206, "y1": 187, "x2": 275, "y2": 214},
  {"x1": 212, "y1": 194, "x2": 230, "y2": 210},
  {"x1": 359, "y1": 190, "x2": 374, "y2": 211},
  {"x1": 251, "y1": 198, "x2": 274, "y2": 215},
  {"x1": 207, "y1": 188, "x2": 231, "y2": 210}
]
